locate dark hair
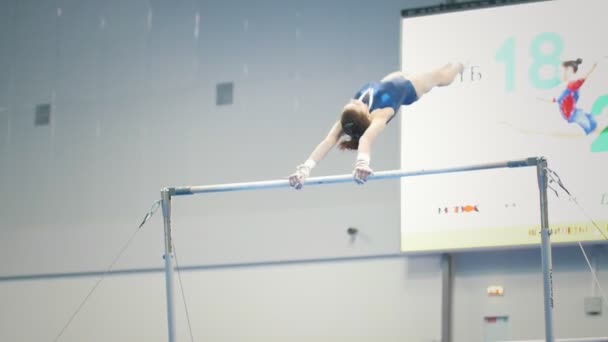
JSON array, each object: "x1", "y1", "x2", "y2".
[
  {"x1": 339, "y1": 138, "x2": 359, "y2": 150},
  {"x1": 338, "y1": 106, "x2": 371, "y2": 150},
  {"x1": 562, "y1": 58, "x2": 583, "y2": 73}
]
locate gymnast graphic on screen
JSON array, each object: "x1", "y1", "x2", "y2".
[
  {"x1": 288, "y1": 62, "x2": 464, "y2": 189},
  {"x1": 538, "y1": 58, "x2": 607, "y2": 137}
]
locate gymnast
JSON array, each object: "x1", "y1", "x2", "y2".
[{"x1": 288, "y1": 62, "x2": 464, "y2": 189}]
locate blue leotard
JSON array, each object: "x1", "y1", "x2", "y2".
[{"x1": 353, "y1": 76, "x2": 418, "y2": 121}]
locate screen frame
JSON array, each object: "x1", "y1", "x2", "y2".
[
  {"x1": 398, "y1": 0, "x2": 607, "y2": 254},
  {"x1": 401, "y1": 0, "x2": 551, "y2": 19}
]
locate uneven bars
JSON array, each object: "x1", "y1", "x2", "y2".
[
  {"x1": 167, "y1": 157, "x2": 539, "y2": 196},
  {"x1": 160, "y1": 156, "x2": 554, "y2": 342}
]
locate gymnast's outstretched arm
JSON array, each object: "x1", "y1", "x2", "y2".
[
  {"x1": 353, "y1": 108, "x2": 393, "y2": 184},
  {"x1": 288, "y1": 120, "x2": 343, "y2": 189},
  {"x1": 307, "y1": 120, "x2": 344, "y2": 162}
]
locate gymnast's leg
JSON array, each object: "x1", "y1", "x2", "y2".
[{"x1": 406, "y1": 62, "x2": 464, "y2": 99}]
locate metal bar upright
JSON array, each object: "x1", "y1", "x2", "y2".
[
  {"x1": 161, "y1": 188, "x2": 177, "y2": 342},
  {"x1": 537, "y1": 158, "x2": 555, "y2": 342}
]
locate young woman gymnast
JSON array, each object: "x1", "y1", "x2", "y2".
[{"x1": 288, "y1": 62, "x2": 464, "y2": 189}]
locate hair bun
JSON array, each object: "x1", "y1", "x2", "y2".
[{"x1": 576, "y1": 58, "x2": 583, "y2": 64}]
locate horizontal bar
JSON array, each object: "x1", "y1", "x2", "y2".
[{"x1": 169, "y1": 157, "x2": 540, "y2": 196}]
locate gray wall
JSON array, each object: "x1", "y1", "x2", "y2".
[
  {"x1": 0, "y1": 0, "x2": 413, "y2": 274},
  {"x1": 0, "y1": 0, "x2": 606, "y2": 341}
]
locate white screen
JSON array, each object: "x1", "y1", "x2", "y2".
[{"x1": 400, "y1": 0, "x2": 608, "y2": 252}]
